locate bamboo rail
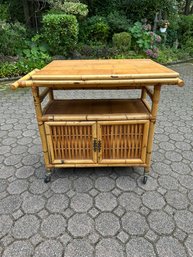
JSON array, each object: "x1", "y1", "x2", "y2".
[{"x1": 11, "y1": 69, "x2": 39, "y2": 90}]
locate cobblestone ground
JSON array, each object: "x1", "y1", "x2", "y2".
[{"x1": 0, "y1": 63, "x2": 193, "y2": 257}]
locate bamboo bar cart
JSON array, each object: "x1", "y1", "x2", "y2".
[{"x1": 12, "y1": 59, "x2": 184, "y2": 183}]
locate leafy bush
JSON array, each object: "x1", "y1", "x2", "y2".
[
  {"x1": 0, "y1": 21, "x2": 27, "y2": 56},
  {"x1": 129, "y1": 22, "x2": 161, "y2": 58},
  {"x1": 76, "y1": 43, "x2": 118, "y2": 59},
  {"x1": 42, "y1": 14, "x2": 78, "y2": 56},
  {"x1": 157, "y1": 47, "x2": 190, "y2": 64},
  {"x1": 0, "y1": 4, "x2": 9, "y2": 20},
  {"x1": 47, "y1": 0, "x2": 88, "y2": 17},
  {"x1": 178, "y1": 15, "x2": 193, "y2": 46},
  {"x1": 79, "y1": 16, "x2": 110, "y2": 43},
  {"x1": 107, "y1": 11, "x2": 130, "y2": 33},
  {"x1": 112, "y1": 32, "x2": 131, "y2": 52}
]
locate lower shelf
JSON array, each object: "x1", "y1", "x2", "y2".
[{"x1": 42, "y1": 99, "x2": 150, "y2": 121}]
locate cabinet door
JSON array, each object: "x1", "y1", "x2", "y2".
[
  {"x1": 97, "y1": 120, "x2": 149, "y2": 164},
  {"x1": 45, "y1": 121, "x2": 97, "y2": 164}
]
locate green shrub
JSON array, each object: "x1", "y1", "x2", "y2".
[
  {"x1": 178, "y1": 15, "x2": 193, "y2": 46},
  {"x1": 112, "y1": 32, "x2": 131, "y2": 52},
  {"x1": 107, "y1": 11, "x2": 130, "y2": 33},
  {"x1": 79, "y1": 16, "x2": 110, "y2": 43},
  {"x1": 0, "y1": 21, "x2": 27, "y2": 56},
  {"x1": 42, "y1": 14, "x2": 78, "y2": 56},
  {"x1": 0, "y1": 4, "x2": 9, "y2": 20}
]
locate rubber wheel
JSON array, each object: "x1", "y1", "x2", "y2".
[
  {"x1": 44, "y1": 175, "x2": 51, "y2": 183},
  {"x1": 143, "y1": 175, "x2": 148, "y2": 184}
]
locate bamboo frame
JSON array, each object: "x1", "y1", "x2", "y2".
[{"x1": 11, "y1": 59, "x2": 184, "y2": 179}]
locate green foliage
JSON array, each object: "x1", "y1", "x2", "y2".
[
  {"x1": 178, "y1": 15, "x2": 193, "y2": 46},
  {"x1": 0, "y1": 21, "x2": 27, "y2": 56},
  {"x1": 112, "y1": 32, "x2": 131, "y2": 52},
  {"x1": 107, "y1": 11, "x2": 130, "y2": 33},
  {"x1": 157, "y1": 47, "x2": 190, "y2": 64},
  {"x1": 76, "y1": 43, "x2": 118, "y2": 59},
  {"x1": 42, "y1": 14, "x2": 79, "y2": 55},
  {"x1": 0, "y1": 3, "x2": 9, "y2": 20},
  {"x1": 129, "y1": 22, "x2": 161, "y2": 58},
  {"x1": 79, "y1": 16, "x2": 110, "y2": 43},
  {"x1": 47, "y1": 0, "x2": 88, "y2": 17}
]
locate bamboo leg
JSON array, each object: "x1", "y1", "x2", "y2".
[
  {"x1": 48, "y1": 88, "x2": 54, "y2": 101},
  {"x1": 144, "y1": 84, "x2": 161, "y2": 182},
  {"x1": 31, "y1": 87, "x2": 51, "y2": 171},
  {"x1": 141, "y1": 87, "x2": 147, "y2": 101}
]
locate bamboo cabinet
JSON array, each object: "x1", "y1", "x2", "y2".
[{"x1": 12, "y1": 59, "x2": 184, "y2": 183}]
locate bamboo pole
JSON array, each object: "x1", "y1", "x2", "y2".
[
  {"x1": 31, "y1": 87, "x2": 50, "y2": 169},
  {"x1": 11, "y1": 69, "x2": 39, "y2": 90},
  {"x1": 145, "y1": 84, "x2": 161, "y2": 174},
  {"x1": 19, "y1": 77, "x2": 182, "y2": 87},
  {"x1": 40, "y1": 88, "x2": 50, "y2": 102},
  {"x1": 48, "y1": 88, "x2": 54, "y2": 101}
]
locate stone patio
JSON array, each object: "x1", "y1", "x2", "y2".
[{"x1": 0, "y1": 63, "x2": 193, "y2": 257}]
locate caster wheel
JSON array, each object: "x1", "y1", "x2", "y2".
[
  {"x1": 44, "y1": 175, "x2": 51, "y2": 183},
  {"x1": 143, "y1": 175, "x2": 148, "y2": 184}
]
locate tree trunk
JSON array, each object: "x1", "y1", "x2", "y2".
[
  {"x1": 22, "y1": 0, "x2": 31, "y2": 27},
  {"x1": 184, "y1": 0, "x2": 192, "y2": 15}
]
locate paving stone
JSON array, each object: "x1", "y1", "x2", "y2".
[
  {"x1": 51, "y1": 178, "x2": 71, "y2": 193},
  {"x1": 88, "y1": 207, "x2": 100, "y2": 218},
  {"x1": 148, "y1": 210, "x2": 175, "y2": 235},
  {"x1": 41, "y1": 214, "x2": 66, "y2": 238},
  {"x1": 2, "y1": 241, "x2": 34, "y2": 257},
  {"x1": 15, "y1": 166, "x2": 35, "y2": 179},
  {"x1": 151, "y1": 162, "x2": 171, "y2": 175},
  {"x1": 179, "y1": 175, "x2": 193, "y2": 190},
  {"x1": 119, "y1": 192, "x2": 141, "y2": 211},
  {"x1": 29, "y1": 179, "x2": 49, "y2": 194},
  {"x1": 171, "y1": 162, "x2": 191, "y2": 175},
  {"x1": 0, "y1": 145, "x2": 11, "y2": 154},
  {"x1": 158, "y1": 175, "x2": 179, "y2": 190},
  {"x1": 156, "y1": 237, "x2": 187, "y2": 257},
  {"x1": 117, "y1": 231, "x2": 129, "y2": 243},
  {"x1": 182, "y1": 150, "x2": 193, "y2": 161},
  {"x1": 7, "y1": 179, "x2": 28, "y2": 194},
  {"x1": 34, "y1": 240, "x2": 63, "y2": 257},
  {"x1": 22, "y1": 195, "x2": 45, "y2": 213},
  {"x1": 88, "y1": 232, "x2": 100, "y2": 244},
  {"x1": 165, "y1": 151, "x2": 182, "y2": 162},
  {"x1": 12, "y1": 209, "x2": 24, "y2": 220},
  {"x1": 112, "y1": 188, "x2": 122, "y2": 196},
  {"x1": 165, "y1": 191, "x2": 189, "y2": 209},
  {"x1": 160, "y1": 142, "x2": 175, "y2": 151},
  {"x1": 122, "y1": 212, "x2": 148, "y2": 235},
  {"x1": 174, "y1": 210, "x2": 193, "y2": 233},
  {"x1": 12, "y1": 215, "x2": 40, "y2": 239},
  {"x1": 139, "y1": 206, "x2": 150, "y2": 216},
  {"x1": 188, "y1": 190, "x2": 193, "y2": 204},
  {"x1": 174, "y1": 228, "x2": 187, "y2": 242},
  {"x1": 68, "y1": 213, "x2": 93, "y2": 237},
  {"x1": 30, "y1": 234, "x2": 43, "y2": 246},
  {"x1": 95, "y1": 213, "x2": 120, "y2": 236},
  {"x1": 126, "y1": 238, "x2": 156, "y2": 257},
  {"x1": 0, "y1": 195, "x2": 22, "y2": 214},
  {"x1": 59, "y1": 233, "x2": 71, "y2": 246},
  {"x1": 64, "y1": 239, "x2": 94, "y2": 257},
  {"x1": 71, "y1": 193, "x2": 93, "y2": 212},
  {"x1": 11, "y1": 145, "x2": 28, "y2": 155},
  {"x1": 18, "y1": 137, "x2": 32, "y2": 145},
  {"x1": 142, "y1": 191, "x2": 166, "y2": 210},
  {"x1": 95, "y1": 192, "x2": 117, "y2": 211},
  {"x1": 138, "y1": 176, "x2": 158, "y2": 191},
  {"x1": 185, "y1": 234, "x2": 193, "y2": 257},
  {"x1": 113, "y1": 206, "x2": 125, "y2": 217},
  {"x1": 145, "y1": 230, "x2": 158, "y2": 242},
  {"x1": 63, "y1": 208, "x2": 74, "y2": 219},
  {"x1": 95, "y1": 177, "x2": 115, "y2": 192},
  {"x1": 0, "y1": 165, "x2": 15, "y2": 179},
  {"x1": 73, "y1": 177, "x2": 93, "y2": 192},
  {"x1": 37, "y1": 209, "x2": 49, "y2": 219},
  {"x1": 96, "y1": 238, "x2": 124, "y2": 257},
  {"x1": 46, "y1": 194, "x2": 69, "y2": 213},
  {"x1": 22, "y1": 154, "x2": 40, "y2": 166},
  {"x1": 88, "y1": 188, "x2": 99, "y2": 197},
  {"x1": 116, "y1": 176, "x2": 136, "y2": 191},
  {"x1": 0, "y1": 215, "x2": 13, "y2": 238},
  {"x1": 0, "y1": 179, "x2": 7, "y2": 193}
]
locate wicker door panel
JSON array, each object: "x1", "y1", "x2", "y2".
[
  {"x1": 97, "y1": 121, "x2": 149, "y2": 164},
  {"x1": 45, "y1": 122, "x2": 97, "y2": 164}
]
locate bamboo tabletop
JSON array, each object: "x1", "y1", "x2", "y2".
[{"x1": 12, "y1": 59, "x2": 184, "y2": 89}]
